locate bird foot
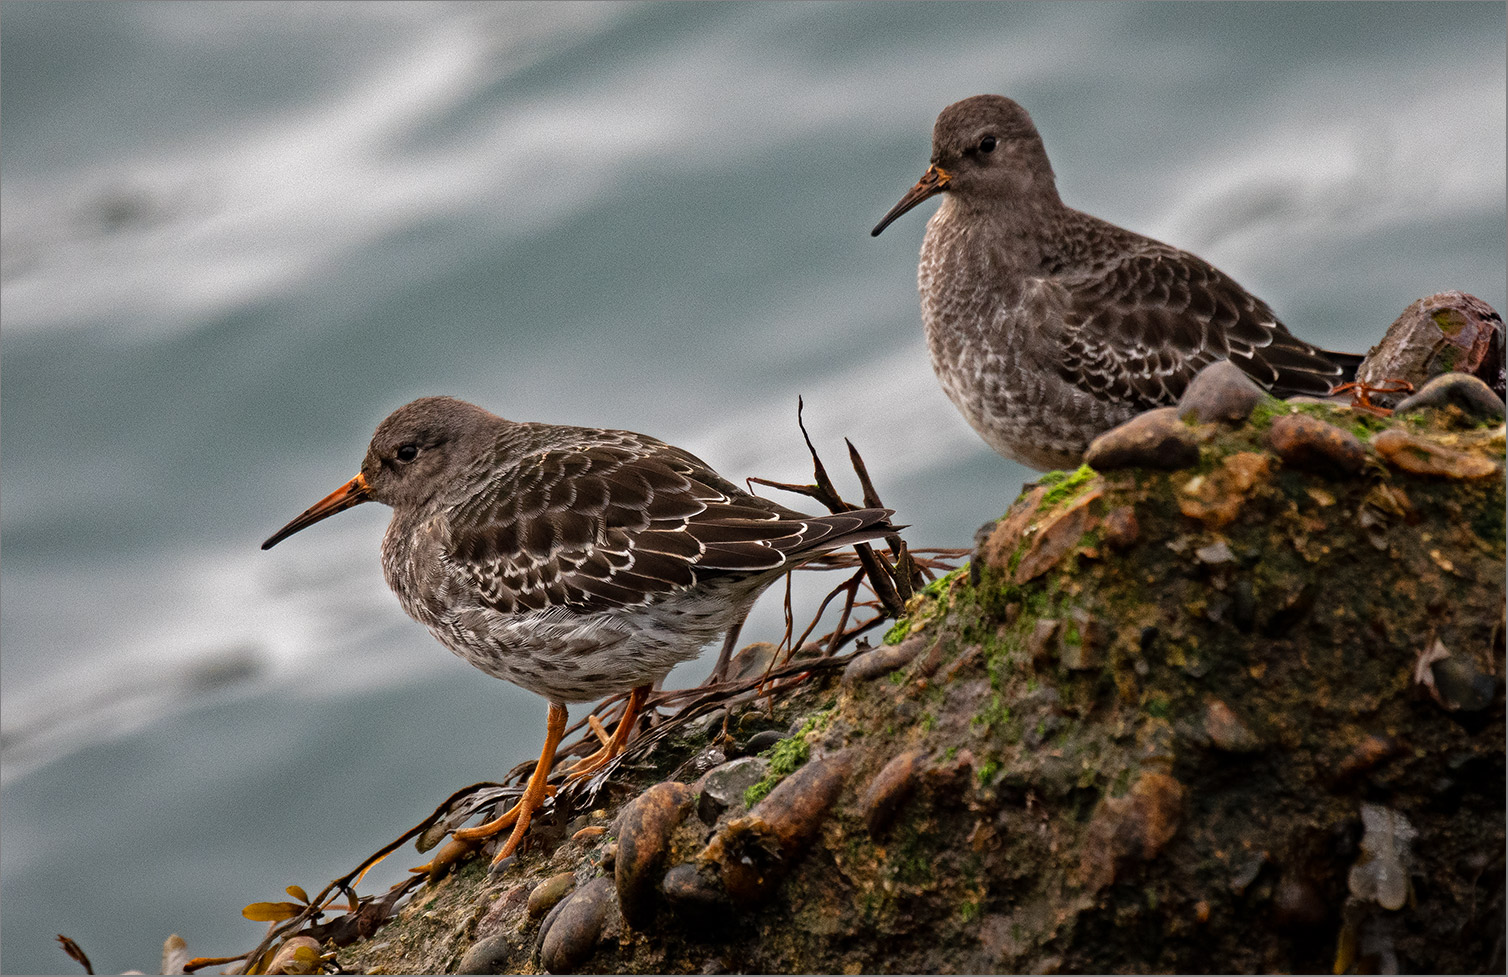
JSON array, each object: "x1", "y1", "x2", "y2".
[{"x1": 1331, "y1": 379, "x2": 1414, "y2": 416}]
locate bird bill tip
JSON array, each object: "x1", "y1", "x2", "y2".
[{"x1": 261, "y1": 473, "x2": 371, "y2": 550}]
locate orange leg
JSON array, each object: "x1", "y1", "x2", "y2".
[
  {"x1": 567, "y1": 684, "x2": 650, "y2": 781},
  {"x1": 449, "y1": 700, "x2": 568, "y2": 867}
]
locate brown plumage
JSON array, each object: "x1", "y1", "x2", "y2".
[
  {"x1": 873, "y1": 94, "x2": 1358, "y2": 470},
  {"x1": 263, "y1": 396, "x2": 896, "y2": 865}
]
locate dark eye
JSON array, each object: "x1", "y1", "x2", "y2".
[
  {"x1": 979, "y1": 135, "x2": 997, "y2": 154},
  {"x1": 395, "y1": 444, "x2": 420, "y2": 463}
]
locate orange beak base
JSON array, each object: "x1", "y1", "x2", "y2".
[{"x1": 261, "y1": 473, "x2": 372, "y2": 550}]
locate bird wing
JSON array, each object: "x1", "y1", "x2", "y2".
[
  {"x1": 443, "y1": 438, "x2": 880, "y2": 614},
  {"x1": 1034, "y1": 242, "x2": 1345, "y2": 407}
]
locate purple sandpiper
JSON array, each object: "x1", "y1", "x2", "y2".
[
  {"x1": 873, "y1": 94, "x2": 1358, "y2": 470},
  {"x1": 263, "y1": 396, "x2": 896, "y2": 865}
]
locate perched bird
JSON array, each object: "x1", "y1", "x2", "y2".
[
  {"x1": 262, "y1": 396, "x2": 895, "y2": 865},
  {"x1": 872, "y1": 94, "x2": 1359, "y2": 470}
]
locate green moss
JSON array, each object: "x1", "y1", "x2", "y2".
[
  {"x1": 1038, "y1": 463, "x2": 1097, "y2": 510},
  {"x1": 1145, "y1": 694, "x2": 1171, "y2": 719},
  {"x1": 922, "y1": 566, "x2": 967, "y2": 598},
  {"x1": 884, "y1": 618, "x2": 912, "y2": 644},
  {"x1": 743, "y1": 728, "x2": 814, "y2": 806},
  {"x1": 920, "y1": 711, "x2": 937, "y2": 732},
  {"x1": 977, "y1": 758, "x2": 1001, "y2": 786},
  {"x1": 959, "y1": 899, "x2": 982, "y2": 922}
]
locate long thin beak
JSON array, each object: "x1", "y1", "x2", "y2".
[
  {"x1": 870, "y1": 164, "x2": 951, "y2": 237},
  {"x1": 261, "y1": 473, "x2": 372, "y2": 550}
]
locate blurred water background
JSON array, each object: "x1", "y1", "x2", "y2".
[{"x1": 2, "y1": 2, "x2": 1503, "y2": 972}]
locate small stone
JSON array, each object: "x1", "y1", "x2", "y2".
[
  {"x1": 1012, "y1": 485, "x2": 1104, "y2": 584},
  {"x1": 458, "y1": 932, "x2": 515, "y2": 976},
  {"x1": 1177, "y1": 360, "x2": 1273, "y2": 424},
  {"x1": 1078, "y1": 770, "x2": 1186, "y2": 893},
  {"x1": 1372, "y1": 428, "x2": 1500, "y2": 479},
  {"x1": 538, "y1": 877, "x2": 615, "y2": 975},
  {"x1": 571, "y1": 825, "x2": 606, "y2": 844},
  {"x1": 1394, "y1": 372, "x2": 1506, "y2": 422},
  {"x1": 698, "y1": 750, "x2": 853, "y2": 905},
  {"x1": 1272, "y1": 874, "x2": 1328, "y2": 929},
  {"x1": 861, "y1": 750, "x2": 923, "y2": 839},
  {"x1": 1348, "y1": 803, "x2": 1416, "y2": 911},
  {"x1": 527, "y1": 872, "x2": 577, "y2": 918},
  {"x1": 1194, "y1": 540, "x2": 1235, "y2": 565},
  {"x1": 1084, "y1": 407, "x2": 1199, "y2": 471},
  {"x1": 697, "y1": 756, "x2": 770, "y2": 824},
  {"x1": 1267, "y1": 413, "x2": 1365, "y2": 475},
  {"x1": 615, "y1": 781, "x2": 696, "y2": 928},
  {"x1": 1026, "y1": 618, "x2": 1060, "y2": 665},
  {"x1": 660, "y1": 861, "x2": 731, "y2": 915},
  {"x1": 742, "y1": 730, "x2": 784, "y2": 755},
  {"x1": 1203, "y1": 699, "x2": 1261, "y2": 753},
  {"x1": 1102, "y1": 506, "x2": 1139, "y2": 548},
  {"x1": 842, "y1": 633, "x2": 927, "y2": 684},
  {"x1": 1416, "y1": 638, "x2": 1497, "y2": 714}
]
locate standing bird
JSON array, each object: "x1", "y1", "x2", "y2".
[
  {"x1": 262, "y1": 396, "x2": 896, "y2": 865},
  {"x1": 872, "y1": 94, "x2": 1359, "y2": 471}
]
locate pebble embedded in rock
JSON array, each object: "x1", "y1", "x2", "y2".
[
  {"x1": 528, "y1": 871, "x2": 578, "y2": 919},
  {"x1": 1084, "y1": 407, "x2": 1199, "y2": 471},
  {"x1": 614, "y1": 781, "x2": 696, "y2": 928},
  {"x1": 697, "y1": 750, "x2": 853, "y2": 905},
  {"x1": 1429, "y1": 655, "x2": 1497, "y2": 714},
  {"x1": 842, "y1": 633, "x2": 927, "y2": 684},
  {"x1": 459, "y1": 932, "x2": 517, "y2": 976},
  {"x1": 1102, "y1": 506, "x2": 1139, "y2": 548},
  {"x1": 743, "y1": 729, "x2": 785, "y2": 755},
  {"x1": 538, "y1": 877, "x2": 616, "y2": 974},
  {"x1": 1203, "y1": 699, "x2": 1261, "y2": 753},
  {"x1": 1372, "y1": 428, "x2": 1500, "y2": 479},
  {"x1": 1177, "y1": 360, "x2": 1273, "y2": 424},
  {"x1": 696, "y1": 756, "x2": 771, "y2": 825},
  {"x1": 1267, "y1": 413, "x2": 1365, "y2": 475},
  {"x1": 861, "y1": 750, "x2": 923, "y2": 839},
  {"x1": 1393, "y1": 372, "x2": 1506, "y2": 423},
  {"x1": 1348, "y1": 803, "x2": 1416, "y2": 911}
]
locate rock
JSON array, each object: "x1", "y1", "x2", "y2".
[
  {"x1": 697, "y1": 750, "x2": 853, "y2": 905},
  {"x1": 1177, "y1": 360, "x2": 1273, "y2": 424},
  {"x1": 1267, "y1": 413, "x2": 1365, "y2": 475},
  {"x1": 1347, "y1": 803, "x2": 1417, "y2": 911},
  {"x1": 1084, "y1": 407, "x2": 1199, "y2": 471},
  {"x1": 538, "y1": 877, "x2": 616, "y2": 974},
  {"x1": 527, "y1": 872, "x2": 577, "y2": 918},
  {"x1": 614, "y1": 781, "x2": 696, "y2": 928},
  {"x1": 1355, "y1": 291, "x2": 1505, "y2": 406},
  {"x1": 1013, "y1": 485, "x2": 1103, "y2": 584},
  {"x1": 1272, "y1": 875, "x2": 1328, "y2": 929},
  {"x1": 1194, "y1": 540, "x2": 1236, "y2": 566},
  {"x1": 459, "y1": 932, "x2": 516, "y2": 976},
  {"x1": 861, "y1": 750, "x2": 923, "y2": 839},
  {"x1": 1176, "y1": 451, "x2": 1272, "y2": 528},
  {"x1": 742, "y1": 729, "x2": 784, "y2": 754},
  {"x1": 1372, "y1": 428, "x2": 1501, "y2": 478},
  {"x1": 1415, "y1": 638, "x2": 1496, "y2": 714},
  {"x1": 1203, "y1": 699, "x2": 1261, "y2": 753},
  {"x1": 843, "y1": 633, "x2": 927, "y2": 684},
  {"x1": 696, "y1": 757, "x2": 770, "y2": 825},
  {"x1": 1026, "y1": 618, "x2": 1060, "y2": 665},
  {"x1": 1102, "y1": 506, "x2": 1139, "y2": 548},
  {"x1": 1078, "y1": 770, "x2": 1186, "y2": 893},
  {"x1": 1394, "y1": 372, "x2": 1506, "y2": 423}
]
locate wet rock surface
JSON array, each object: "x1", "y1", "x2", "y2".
[{"x1": 331, "y1": 377, "x2": 1504, "y2": 976}]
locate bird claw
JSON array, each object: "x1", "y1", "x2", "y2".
[{"x1": 1331, "y1": 379, "x2": 1414, "y2": 416}]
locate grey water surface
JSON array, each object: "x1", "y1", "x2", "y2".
[{"x1": 2, "y1": 2, "x2": 1503, "y2": 973}]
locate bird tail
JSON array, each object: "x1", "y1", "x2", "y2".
[{"x1": 1321, "y1": 348, "x2": 1364, "y2": 386}]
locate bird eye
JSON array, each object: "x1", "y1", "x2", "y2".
[
  {"x1": 395, "y1": 444, "x2": 420, "y2": 463},
  {"x1": 979, "y1": 135, "x2": 997, "y2": 154}
]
